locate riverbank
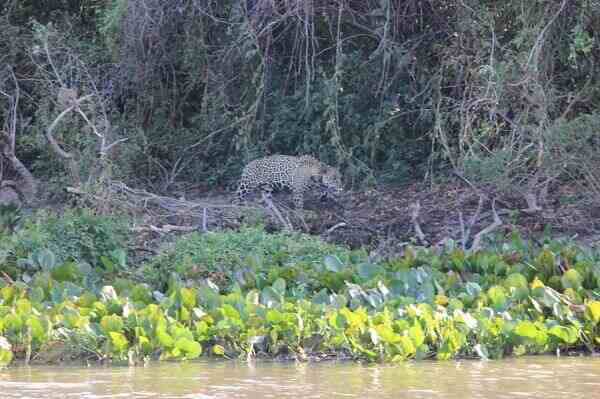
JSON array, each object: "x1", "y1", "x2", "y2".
[{"x1": 1, "y1": 208, "x2": 600, "y2": 367}]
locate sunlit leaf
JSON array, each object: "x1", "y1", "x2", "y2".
[
  {"x1": 548, "y1": 325, "x2": 578, "y2": 344},
  {"x1": 109, "y1": 331, "x2": 129, "y2": 352},
  {"x1": 585, "y1": 301, "x2": 600, "y2": 325}
]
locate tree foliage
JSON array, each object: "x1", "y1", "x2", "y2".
[{"x1": 0, "y1": 0, "x2": 599, "y2": 195}]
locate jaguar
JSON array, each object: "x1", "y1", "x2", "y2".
[{"x1": 235, "y1": 155, "x2": 342, "y2": 209}]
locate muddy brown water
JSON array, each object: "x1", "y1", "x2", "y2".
[{"x1": 1, "y1": 357, "x2": 599, "y2": 398}]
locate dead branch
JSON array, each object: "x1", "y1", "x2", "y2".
[
  {"x1": 326, "y1": 222, "x2": 347, "y2": 235},
  {"x1": 410, "y1": 201, "x2": 427, "y2": 244},
  {"x1": 470, "y1": 200, "x2": 503, "y2": 251},
  {"x1": 261, "y1": 192, "x2": 293, "y2": 230},
  {"x1": 132, "y1": 224, "x2": 197, "y2": 235},
  {"x1": 459, "y1": 195, "x2": 485, "y2": 249},
  {"x1": 202, "y1": 208, "x2": 208, "y2": 232},
  {"x1": 0, "y1": 66, "x2": 38, "y2": 203}
]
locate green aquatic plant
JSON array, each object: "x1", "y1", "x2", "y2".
[{"x1": 2, "y1": 225, "x2": 600, "y2": 367}]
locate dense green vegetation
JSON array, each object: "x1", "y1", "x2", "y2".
[
  {"x1": 2, "y1": 0, "x2": 600, "y2": 369},
  {"x1": 1, "y1": 1, "x2": 600, "y2": 203},
  {"x1": 1, "y1": 210, "x2": 600, "y2": 366}
]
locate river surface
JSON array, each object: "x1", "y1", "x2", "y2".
[{"x1": 1, "y1": 356, "x2": 599, "y2": 398}]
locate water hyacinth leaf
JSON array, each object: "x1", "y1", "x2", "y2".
[
  {"x1": 312, "y1": 289, "x2": 330, "y2": 305},
  {"x1": 175, "y1": 337, "x2": 202, "y2": 359},
  {"x1": 109, "y1": 331, "x2": 129, "y2": 352},
  {"x1": 29, "y1": 286, "x2": 45, "y2": 303},
  {"x1": 375, "y1": 325, "x2": 401, "y2": 344},
  {"x1": 272, "y1": 278, "x2": 286, "y2": 295},
  {"x1": 26, "y1": 316, "x2": 45, "y2": 341},
  {"x1": 358, "y1": 263, "x2": 383, "y2": 280},
  {"x1": 180, "y1": 288, "x2": 196, "y2": 308},
  {"x1": 561, "y1": 269, "x2": 583, "y2": 290},
  {"x1": 409, "y1": 324, "x2": 425, "y2": 347},
  {"x1": 505, "y1": 273, "x2": 528, "y2": 289},
  {"x1": 261, "y1": 286, "x2": 282, "y2": 307},
  {"x1": 330, "y1": 293, "x2": 348, "y2": 309},
  {"x1": 1, "y1": 286, "x2": 15, "y2": 302},
  {"x1": 16, "y1": 298, "x2": 32, "y2": 315},
  {"x1": 157, "y1": 330, "x2": 175, "y2": 348},
  {"x1": 514, "y1": 321, "x2": 538, "y2": 339},
  {"x1": 548, "y1": 325, "x2": 578, "y2": 344},
  {"x1": 585, "y1": 301, "x2": 600, "y2": 325},
  {"x1": 51, "y1": 262, "x2": 81, "y2": 282},
  {"x1": 398, "y1": 335, "x2": 416, "y2": 357},
  {"x1": 323, "y1": 255, "x2": 344, "y2": 273},
  {"x1": 100, "y1": 314, "x2": 124, "y2": 333},
  {"x1": 465, "y1": 282, "x2": 482, "y2": 297},
  {"x1": 111, "y1": 249, "x2": 127, "y2": 269},
  {"x1": 32, "y1": 248, "x2": 56, "y2": 271},
  {"x1": 487, "y1": 286, "x2": 508, "y2": 311},
  {"x1": 246, "y1": 289, "x2": 260, "y2": 305},
  {"x1": 454, "y1": 309, "x2": 478, "y2": 329},
  {"x1": 366, "y1": 290, "x2": 384, "y2": 309},
  {"x1": 100, "y1": 256, "x2": 116, "y2": 273}
]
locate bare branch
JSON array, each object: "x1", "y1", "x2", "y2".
[
  {"x1": 44, "y1": 94, "x2": 94, "y2": 160},
  {"x1": 410, "y1": 201, "x2": 427, "y2": 244},
  {"x1": 261, "y1": 192, "x2": 293, "y2": 230},
  {"x1": 470, "y1": 200, "x2": 503, "y2": 251}
]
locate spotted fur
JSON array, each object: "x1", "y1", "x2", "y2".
[{"x1": 235, "y1": 155, "x2": 342, "y2": 208}]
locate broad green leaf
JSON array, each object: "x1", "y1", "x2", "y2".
[
  {"x1": 26, "y1": 316, "x2": 45, "y2": 341},
  {"x1": 487, "y1": 286, "x2": 507, "y2": 311},
  {"x1": 323, "y1": 255, "x2": 344, "y2": 273},
  {"x1": 548, "y1": 325, "x2": 578, "y2": 344},
  {"x1": 585, "y1": 301, "x2": 600, "y2": 325},
  {"x1": 16, "y1": 298, "x2": 32, "y2": 315},
  {"x1": 561, "y1": 269, "x2": 583, "y2": 290},
  {"x1": 33, "y1": 248, "x2": 56, "y2": 270},
  {"x1": 514, "y1": 321, "x2": 538, "y2": 339},
  {"x1": 109, "y1": 331, "x2": 129, "y2": 352},
  {"x1": 180, "y1": 288, "x2": 196, "y2": 309},
  {"x1": 175, "y1": 337, "x2": 202, "y2": 359},
  {"x1": 409, "y1": 324, "x2": 425, "y2": 347},
  {"x1": 465, "y1": 282, "x2": 482, "y2": 297},
  {"x1": 272, "y1": 278, "x2": 286, "y2": 295},
  {"x1": 51, "y1": 262, "x2": 81, "y2": 282},
  {"x1": 100, "y1": 314, "x2": 124, "y2": 333},
  {"x1": 157, "y1": 330, "x2": 174, "y2": 348}
]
